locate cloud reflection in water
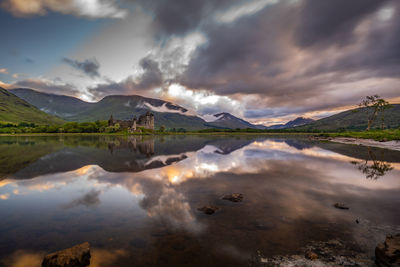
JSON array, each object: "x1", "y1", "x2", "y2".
[{"x1": 0, "y1": 136, "x2": 399, "y2": 266}]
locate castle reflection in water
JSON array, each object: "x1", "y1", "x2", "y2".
[{"x1": 108, "y1": 136, "x2": 155, "y2": 156}]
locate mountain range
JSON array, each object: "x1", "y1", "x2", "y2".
[
  {"x1": 10, "y1": 88, "x2": 294, "y2": 130},
  {"x1": 0, "y1": 87, "x2": 64, "y2": 125},
  {"x1": 10, "y1": 88, "x2": 207, "y2": 130},
  {"x1": 3, "y1": 88, "x2": 400, "y2": 131},
  {"x1": 205, "y1": 112, "x2": 262, "y2": 129},
  {"x1": 266, "y1": 117, "x2": 315, "y2": 129}
]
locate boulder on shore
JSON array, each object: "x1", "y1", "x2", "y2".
[
  {"x1": 42, "y1": 242, "x2": 91, "y2": 267},
  {"x1": 222, "y1": 193, "x2": 243, "y2": 202},
  {"x1": 375, "y1": 234, "x2": 400, "y2": 266}
]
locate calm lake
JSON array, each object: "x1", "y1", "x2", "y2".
[{"x1": 0, "y1": 135, "x2": 399, "y2": 266}]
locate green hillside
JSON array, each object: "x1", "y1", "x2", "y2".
[
  {"x1": 298, "y1": 104, "x2": 400, "y2": 131},
  {"x1": 10, "y1": 88, "x2": 92, "y2": 118},
  {"x1": 0, "y1": 88, "x2": 64, "y2": 125}
]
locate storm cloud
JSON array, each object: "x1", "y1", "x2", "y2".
[
  {"x1": 63, "y1": 57, "x2": 101, "y2": 78},
  {"x1": 173, "y1": 0, "x2": 400, "y2": 119},
  {"x1": 138, "y1": 0, "x2": 243, "y2": 36},
  {"x1": 294, "y1": 0, "x2": 388, "y2": 48},
  {"x1": 3, "y1": 0, "x2": 400, "y2": 124},
  {"x1": 89, "y1": 56, "x2": 163, "y2": 98},
  {"x1": 83, "y1": 0, "x2": 400, "y2": 121}
]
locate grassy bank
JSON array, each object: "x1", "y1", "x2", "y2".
[
  {"x1": 1, "y1": 121, "x2": 399, "y2": 141},
  {"x1": 318, "y1": 129, "x2": 400, "y2": 141}
]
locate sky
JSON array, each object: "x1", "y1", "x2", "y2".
[{"x1": 1, "y1": 0, "x2": 400, "y2": 125}]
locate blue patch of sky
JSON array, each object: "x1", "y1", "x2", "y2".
[{"x1": 0, "y1": 10, "x2": 107, "y2": 83}]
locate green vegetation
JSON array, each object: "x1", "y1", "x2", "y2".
[
  {"x1": 0, "y1": 121, "x2": 159, "y2": 135},
  {"x1": 318, "y1": 129, "x2": 400, "y2": 141},
  {"x1": 0, "y1": 121, "x2": 108, "y2": 134},
  {"x1": 0, "y1": 87, "x2": 65, "y2": 125},
  {"x1": 1, "y1": 123, "x2": 399, "y2": 142},
  {"x1": 0, "y1": 137, "x2": 63, "y2": 179}
]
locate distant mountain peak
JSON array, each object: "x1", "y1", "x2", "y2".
[
  {"x1": 267, "y1": 117, "x2": 314, "y2": 129},
  {"x1": 214, "y1": 112, "x2": 231, "y2": 116},
  {"x1": 206, "y1": 112, "x2": 262, "y2": 129},
  {"x1": 213, "y1": 112, "x2": 237, "y2": 121}
]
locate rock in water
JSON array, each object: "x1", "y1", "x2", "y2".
[
  {"x1": 305, "y1": 250, "x2": 318, "y2": 260},
  {"x1": 42, "y1": 242, "x2": 91, "y2": 267},
  {"x1": 375, "y1": 234, "x2": 400, "y2": 266},
  {"x1": 198, "y1": 206, "x2": 219, "y2": 215},
  {"x1": 222, "y1": 193, "x2": 243, "y2": 202},
  {"x1": 333, "y1": 203, "x2": 349, "y2": 210}
]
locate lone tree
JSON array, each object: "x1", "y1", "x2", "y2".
[{"x1": 359, "y1": 95, "x2": 391, "y2": 131}]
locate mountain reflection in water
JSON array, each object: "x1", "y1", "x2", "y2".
[{"x1": 0, "y1": 135, "x2": 399, "y2": 266}]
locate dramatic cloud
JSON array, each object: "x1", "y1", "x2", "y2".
[
  {"x1": 139, "y1": 0, "x2": 242, "y2": 36},
  {"x1": 1, "y1": 0, "x2": 128, "y2": 18},
  {"x1": 63, "y1": 57, "x2": 101, "y2": 78},
  {"x1": 174, "y1": 0, "x2": 400, "y2": 121},
  {"x1": 88, "y1": 56, "x2": 162, "y2": 98},
  {"x1": 3, "y1": 0, "x2": 400, "y2": 124},
  {"x1": 294, "y1": 0, "x2": 388, "y2": 48},
  {"x1": 181, "y1": 1, "x2": 297, "y2": 96},
  {"x1": 215, "y1": 0, "x2": 280, "y2": 24},
  {"x1": 135, "y1": 56, "x2": 163, "y2": 89},
  {"x1": 160, "y1": 84, "x2": 241, "y2": 117}
]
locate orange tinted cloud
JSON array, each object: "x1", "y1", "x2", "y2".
[{"x1": 1, "y1": 0, "x2": 127, "y2": 18}]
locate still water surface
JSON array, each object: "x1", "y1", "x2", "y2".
[{"x1": 0, "y1": 135, "x2": 399, "y2": 266}]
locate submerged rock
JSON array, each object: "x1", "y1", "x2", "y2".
[
  {"x1": 42, "y1": 242, "x2": 91, "y2": 267},
  {"x1": 375, "y1": 234, "x2": 400, "y2": 266},
  {"x1": 305, "y1": 250, "x2": 318, "y2": 260},
  {"x1": 197, "y1": 205, "x2": 219, "y2": 215},
  {"x1": 222, "y1": 193, "x2": 243, "y2": 202},
  {"x1": 333, "y1": 203, "x2": 349, "y2": 210}
]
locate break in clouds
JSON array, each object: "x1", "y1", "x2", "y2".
[{"x1": 2, "y1": 0, "x2": 400, "y2": 123}]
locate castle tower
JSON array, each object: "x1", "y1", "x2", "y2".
[
  {"x1": 149, "y1": 113, "x2": 154, "y2": 129},
  {"x1": 108, "y1": 114, "x2": 114, "y2": 126},
  {"x1": 145, "y1": 112, "x2": 151, "y2": 128},
  {"x1": 132, "y1": 116, "x2": 137, "y2": 131}
]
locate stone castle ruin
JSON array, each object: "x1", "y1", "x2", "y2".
[{"x1": 108, "y1": 111, "x2": 154, "y2": 131}]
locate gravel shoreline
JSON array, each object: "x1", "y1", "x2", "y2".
[{"x1": 327, "y1": 137, "x2": 400, "y2": 151}]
